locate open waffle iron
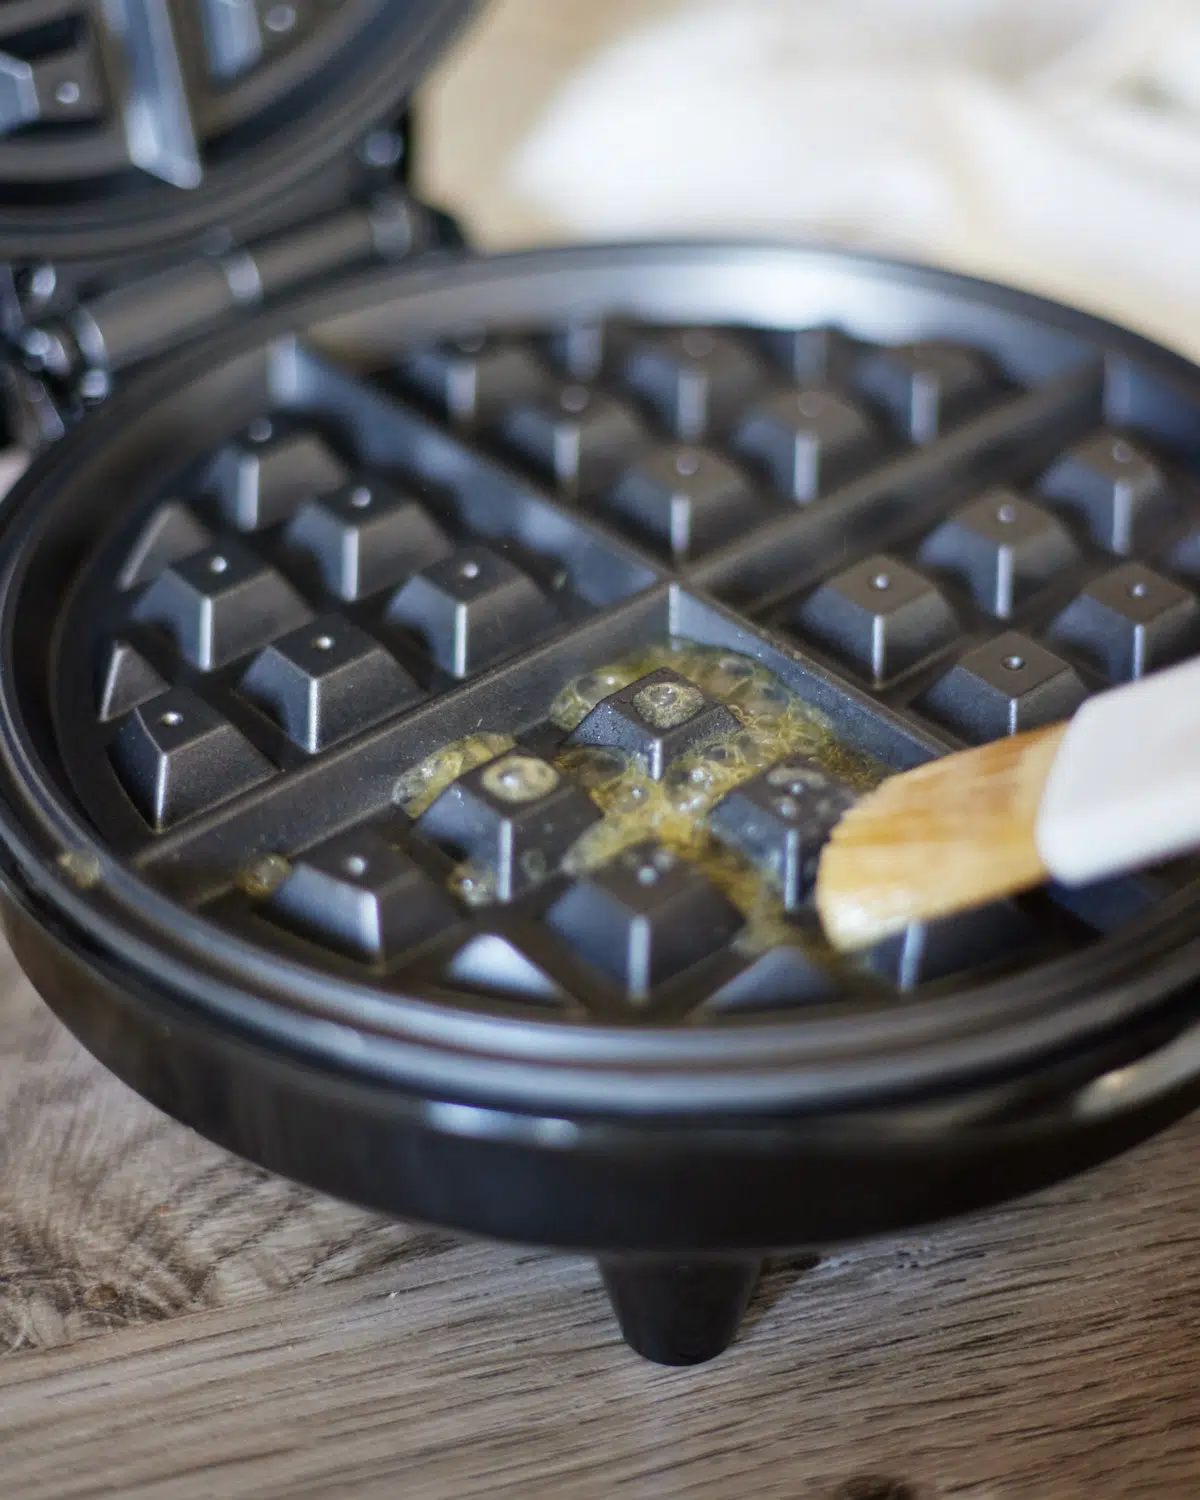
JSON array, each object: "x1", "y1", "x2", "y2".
[{"x1": 2, "y1": 2, "x2": 1200, "y2": 1366}]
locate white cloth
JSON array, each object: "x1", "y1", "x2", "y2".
[
  {"x1": 0, "y1": 447, "x2": 26, "y2": 496},
  {"x1": 512, "y1": 0, "x2": 1200, "y2": 359}
]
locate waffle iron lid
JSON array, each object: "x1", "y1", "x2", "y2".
[{"x1": 0, "y1": 0, "x2": 476, "y2": 261}]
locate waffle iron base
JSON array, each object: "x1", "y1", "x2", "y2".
[{"x1": 4, "y1": 243, "x2": 1200, "y2": 1363}]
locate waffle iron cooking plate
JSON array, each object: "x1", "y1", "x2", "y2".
[{"x1": 2, "y1": 10, "x2": 1200, "y2": 1367}]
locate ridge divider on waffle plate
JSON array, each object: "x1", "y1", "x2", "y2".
[{"x1": 695, "y1": 363, "x2": 1106, "y2": 609}]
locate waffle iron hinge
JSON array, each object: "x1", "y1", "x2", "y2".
[{"x1": 1, "y1": 111, "x2": 466, "y2": 452}]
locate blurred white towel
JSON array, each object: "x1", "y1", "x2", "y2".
[
  {"x1": 0, "y1": 446, "x2": 25, "y2": 496},
  {"x1": 513, "y1": 0, "x2": 1200, "y2": 358}
]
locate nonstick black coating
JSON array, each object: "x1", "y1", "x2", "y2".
[
  {"x1": 0, "y1": 0, "x2": 476, "y2": 260},
  {"x1": 1, "y1": 246, "x2": 1200, "y2": 1340}
]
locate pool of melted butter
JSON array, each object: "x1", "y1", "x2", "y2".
[{"x1": 393, "y1": 641, "x2": 888, "y2": 969}]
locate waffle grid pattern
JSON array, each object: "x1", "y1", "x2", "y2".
[
  {"x1": 0, "y1": 0, "x2": 378, "y2": 188},
  {"x1": 55, "y1": 316, "x2": 1200, "y2": 1023}
]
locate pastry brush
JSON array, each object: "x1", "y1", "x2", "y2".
[{"x1": 815, "y1": 653, "x2": 1200, "y2": 951}]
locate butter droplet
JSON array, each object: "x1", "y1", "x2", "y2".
[
  {"x1": 633, "y1": 679, "x2": 704, "y2": 728},
  {"x1": 481, "y1": 753, "x2": 559, "y2": 804},
  {"x1": 237, "y1": 853, "x2": 291, "y2": 899},
  {"x1": 58, "y1": 850, "x2": 101, "y2": 890}
]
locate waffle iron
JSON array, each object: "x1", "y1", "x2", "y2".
[{"x1": 3, "y1": 2, "x2": 1200, "y2": 1367}]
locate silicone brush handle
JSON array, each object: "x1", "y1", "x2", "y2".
[{"x1": 1036, "y1": 653, "x2": 1200, "y2": 885}]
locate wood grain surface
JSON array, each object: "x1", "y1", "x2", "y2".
[
  {"x1": 3, "y1": 4, "x2": 1200, "y2": 1497},
  {"x1": 5, "y1": 932, "x2": 1200, "y2": 1500}
]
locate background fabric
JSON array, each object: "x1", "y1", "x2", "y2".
[{"x1": 511, "y1": 0, "x2": 1200, "y2": 358}]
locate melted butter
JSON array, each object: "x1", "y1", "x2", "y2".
[
  {"x1": 394, "y1": 731, "x2": 518, "y2": 908},
  {"x1": 449, "y1": 858, "x2": 498, "y2": 908},
  {"x1": 553, "y1": 642, "x2": 886, "y2": 960},
  {"x1": 395, "y1": 641, "x2": 887, "y2": 974},
  {"x1": 236, "y1": 853, "x2": 291, "y2": 899},
  {"x1": 57, "y1": 849, "x2": 102, "y2": 890},
  {"x1": 393, "y1": 731, "x2": 515, "y2": 818}
]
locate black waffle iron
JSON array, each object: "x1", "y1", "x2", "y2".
[{"x1": 2, "y1": 1, "x2": 1200, "y2": 1367}]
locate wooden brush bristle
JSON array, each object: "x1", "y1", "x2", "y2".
[{"x1": 815, "y1": 723, "x2": 1067, "y2": 952}]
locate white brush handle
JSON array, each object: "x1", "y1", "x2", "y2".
[{"x1": 1035, "y1": 654, "x2": 1200, "y2": 885}]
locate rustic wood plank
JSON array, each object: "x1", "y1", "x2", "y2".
[
  {"x1": 3, "y1": 932, "x2": 1200, "y2": 1499},
  {"x1": 1, "y1": 1099, "x2": 1200, "y2": 1500},
  {"x1": 0, "y1": 951, "x2": 451, "y2": 1354},
  {"x1": 6, "y1": 906, "x2": 1200, "y2": 1499}
]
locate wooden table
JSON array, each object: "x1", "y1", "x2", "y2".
[
  {"x1": 5, "y1": 4, "x2": 1199, "y2": 1495},
  {"x1": 5, "y1": 944, "x2": 1200, "y2": 1500}
]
